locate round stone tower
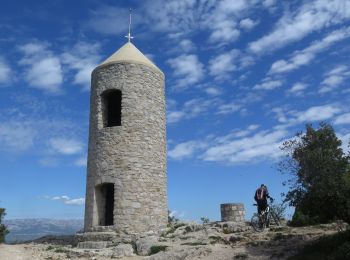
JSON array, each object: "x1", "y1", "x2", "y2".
[{"x1": 84, "y1": 41, "x2": 167, "y2": 235}]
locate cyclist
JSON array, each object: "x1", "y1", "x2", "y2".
[{"x1": 254, "y1": 184, "x2": 272, "y2": 215}]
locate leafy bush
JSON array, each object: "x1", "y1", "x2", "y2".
[
  {"x1": 168, "y1": 210, "x2": 179, "y2": 226},
  {"x1": 279, "y1": 123, "x2": 350, "y2": 225},
  {"x1": 0, "y1": 208, "x2": 9, "y2": 243},
  {"x1": 149, "y1": 245, "x2": 167, "y2": 255},
  {"x1": 200, "y1": 217, "x2": 210, "y2": 225},
  {"x1": 289, "y1": 230, "x2": 350, "y2": 260},
  {"x1": 289, "y1": 211, "x2": 319, "y2": 227}
]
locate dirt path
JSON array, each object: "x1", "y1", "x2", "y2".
[{"x1": 0, "y1": 244, "x2": 36, "y2": 260}]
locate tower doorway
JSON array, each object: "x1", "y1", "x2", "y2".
[{"x1": 95, "y1": 183, "x2": 114, "y2": 226}]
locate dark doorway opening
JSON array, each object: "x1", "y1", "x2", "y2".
[
  {"x1": 102, "y1": 89, "x2": 122, "y2": 127},
  {"x1": 96, "y1": 183, "x2": 114, "y2": 226}
]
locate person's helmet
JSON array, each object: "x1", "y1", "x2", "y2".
[{"x1": 260, "y1": 184, "x2": 265, "y2": 187}]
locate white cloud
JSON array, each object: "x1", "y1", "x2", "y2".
[
  {"x1": 167, "y1": 54, "x2": 204, "y2": 89},
  {"x1": 74, "y1": 156, "x2": 87, "y2": 167},
  {"x1": 179, "y1": 39, "x2": 196, "y2": 53},
  {"x1": 249, "y1": 0, "x2": 350, "y2": 54},
  {"x1": 168, "y1": 124, "x2": 287, "y2": 165},
  {"x1": 61, "y1": 42, "x2": 101, "y2": 91},
  {"x1": 271, "y1": 104, "x2": 343, "y2": 127},
  {"x1": 49, "y1": 138, "x2": 84, "y2": 155},
  {"x1": 0, "y1": 121, "x2": 36, "y2": 152},
  {"x1": 168, "y1": 141, "x2": 206, "y2": 160},
  {"x1": 217, "y1": 103, "x2": 241, "y2": 115},
  {"x1": 202, "y1": 129, "x2": 288, "y2": 164},
  {"x1": 18, "y1": 42, "x2": 63, "y2": 93},
  {"x1": 287, "y1": 82, "x2": 308, "y2": 96},
  {"x1": 319, "y1": 65, "x2": 350, "y2": 93},
  {"x1": 269, "y1": 27, "x2": 350, "y2": 74},
  {"x1": 296, "y1": 105, "x2": 341, "y2": 122},
  {"x1": 205, "y1": 87, "x2": 222, "y2": 96},
  {"x1": 87, "y1": 6, "x2": 130, "y2": 35},
  {"x1": 239, "y1": 18, "x2": 258, "y2": 30},
  {"x1": 48, "y1": 195, "x2": 85, "y2": 205},
  {"x1": 209, "y1": 50, "x2": 239, "y2": 80},
  {"x1": 209, "y1": 49, "x2": 254, "y2": 80},
  {"x1": 339, "y1": 132, "x2": 350, "y2": 154},
  {"x1": 254, "y1": 78, "x2": 283, "y2": 90},
  {"x1": 334, "y1": 113, "x2": 350, "y2": 125},
  {"x1": 262, "y1": 0, "x2": 276, "y2": 8},
  {"x1": 167, "y1": 98, "x2": 216, "y2": 123},
  {"x1": 0, "y1": 57, "x2": 11, "y2": 84},
  {"x1": 145, "y1": 0, "x2": 259, "y2": 44},
  {"x1": 39, "y1": 157, "x2": 59, "y2": 167}
]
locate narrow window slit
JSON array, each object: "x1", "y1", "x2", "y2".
[{"x1": 102, "y1": 90, "x2": 122, "y2": 127}]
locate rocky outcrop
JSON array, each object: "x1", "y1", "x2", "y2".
[{"x1": 9, "y1": 221, "x2": 348, "y2": 260}]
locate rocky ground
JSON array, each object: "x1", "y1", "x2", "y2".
[{"x1": 0, "y1": 221, "x2": 348, "y2": 260}]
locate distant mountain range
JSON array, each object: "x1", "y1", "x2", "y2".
[{"x1": 4, "y1": 218, "x2": 83, "y2": 243}]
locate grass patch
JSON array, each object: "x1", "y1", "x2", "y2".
[
  {"x1": 174, "y1": 223, "x2": 186, "y2": 229},
  {"x1": 184, "y1": 226, "x2": 192, "y2": 233},
  {"x1": 149, "y1": 245, "x2": 168, "y2": 255},
  {"x1": 181, "y1": 242, "x2": 207, "y2": 246},
  {"x1": 54, "y1": 247, "x2": 68, "y2": 253},
  {"x1": 46, "y1": 245, "x2": 55, "y2": 251},
  {"x1": 223, "y1": 227, "x2": 231, "y2": 234},
  {"x1": 209, "y1": 236, "x2": 229, "y2": 245},
  {"x1": 288, "y1": 230, "x2": 350, "y2": 260},
  {"x1": 234, "y1": 253, "x2": 248, "y2": 259}
]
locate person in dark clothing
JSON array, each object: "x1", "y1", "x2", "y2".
[{"x1": 254, "y1": 184, "x2": 271, "y2": 215}]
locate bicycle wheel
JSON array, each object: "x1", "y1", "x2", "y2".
[{"x1": 251, "y1": 213, "x2": 264, "y2": 232}]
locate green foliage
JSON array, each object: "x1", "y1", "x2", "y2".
[
  {"x1": 149, "y1": 245, "x2": 168, "y2": 255},
  {"x1": 167, "y1": 210, "x2": 179, "y2": 226},
  {"x1": 290, "y1": 211, "x2": 319, "y2": 227},
  {"x1": 234, "y1": 253, "x2": 248, "y2": 259},
  {"x1": 180, "y1": 242, "x2": 207, "y2": 246},
  {"x1": 279, "y1": 123, "x2": 350, "y2": 225},
  {"x1": 289, "y1": 229, "x2": 350, "y2": 260},
  {"x1": 0, "y1": 208, "x2": 9, "y2": 243},
  {"x1": 200, "y1": 217, "x2": 210, "y2": 225}
]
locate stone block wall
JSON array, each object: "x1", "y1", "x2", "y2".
[
  {"x1": 84, "y1": 62, "x2": 167, "y2": 234},
  {"x1": 221, "y1": 203, "x2": 245, "y2": 223}
]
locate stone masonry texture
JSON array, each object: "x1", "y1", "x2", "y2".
[
  {"x1": 84, "y1": 62, "x2": 167, "y2": 234},
  {"x1": 221, "y1": 203, "x2": 245, "y2": 222}
]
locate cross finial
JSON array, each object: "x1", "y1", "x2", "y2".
[{"x1": 125, "y1": 8, "x2": 134, "y2": 42}]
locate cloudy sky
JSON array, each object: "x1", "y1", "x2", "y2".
[{"x1": 1, "y1": 0, "x2": 350, "y2": 221}]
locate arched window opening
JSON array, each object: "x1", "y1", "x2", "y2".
[{"x1": 102, "y1": 90, "x2": 122, "y2": 127}]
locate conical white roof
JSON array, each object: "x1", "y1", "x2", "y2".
[{"x1": 98, "y1": 42, "x2": 162, "y2": 73}]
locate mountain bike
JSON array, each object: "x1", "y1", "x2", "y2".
[{"x1": 251, "y1": 199, "x2": 281, "y2": 232}]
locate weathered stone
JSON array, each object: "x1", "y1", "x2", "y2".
[
  {"x1": 113, "y1": 243, "x2": 135, "y2": 258},
  {"x1": 221, "y1": 203, "x2": 245, "y2": 223},
  {"x1": 77, "y1": 241, "x2": 109, "y2": 249},
  {"x1": 84, "y1": 44, "x2": 168, "y2": 236},
  {"x1": 136, "y1": 236, "x2": 159, "y2": 256}
]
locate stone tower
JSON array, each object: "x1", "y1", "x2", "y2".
[{"x1": 84, "y1": 41, "x2": 167, "y2": 235}]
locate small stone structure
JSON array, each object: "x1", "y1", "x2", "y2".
[
  {"x1": 83, "y1": 41, "x2": 167, "y2": 236},
  {"x1": 220, "y1": 203, "x2": 245, "y2": 222}
]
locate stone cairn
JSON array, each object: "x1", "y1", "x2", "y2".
[{"x1": 221, "y1": 203, "x2": 245, "y2": 223}]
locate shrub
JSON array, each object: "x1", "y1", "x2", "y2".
[
  {"x1": 289, "y1": 229, "x2": 350, "y2": 259},
  {"x1": 149, "y1": 245, "x2": 167, "y2": 255},
  {"x1": 0, "y1": 208, "x2": 9, "y2": 243}
]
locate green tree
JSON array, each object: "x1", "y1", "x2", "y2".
[
  {"x1": 279, "y1": 123, "x2": 350, "y2": 225},
  {"x1": 0, "y1": 208, "x2": 9, "y2": 243}
]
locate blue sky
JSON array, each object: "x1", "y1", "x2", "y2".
[{"x1": 1, "y1": 0, "x2": 350, "y2": 222}]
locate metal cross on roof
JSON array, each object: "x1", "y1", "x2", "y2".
[{"x1": 125, "y1": 8, "x2": 134, "y2": 42}]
